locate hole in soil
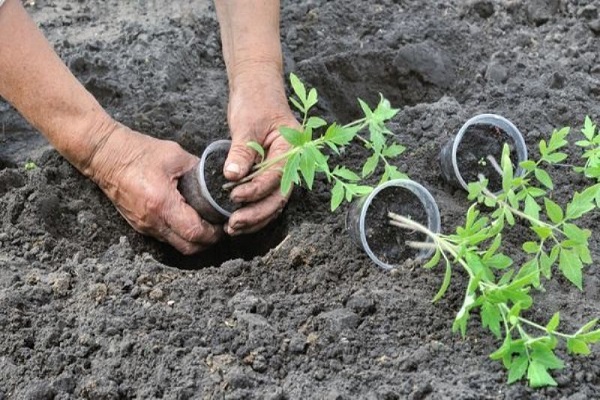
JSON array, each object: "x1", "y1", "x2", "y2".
[
  {"x1": 364, "y1": 185, "x2": 428, "y2": 266},
  {"x1": 297, "y1": 46, "x2": 454, "y2": 121},
  {"x1": 456, "y1": 123, "x2": 517, "y2": 192},
  {"x1": 156, "y1": 217, "x2": 289, "y2": 269}
]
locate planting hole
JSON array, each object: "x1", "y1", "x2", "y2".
[
  {"x1": 456, "y1": 123, "x2": 518, "y2": 192},
  {"x1": 364, "y1": 185, "x2": 428, "y2": 266},
  {"x1": 156, "y1": 217, "x2": 288, "y2": 269}
]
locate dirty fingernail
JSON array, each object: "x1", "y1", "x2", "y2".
[{"x1": 225, "y1": 163, "x2": 240, "y2": 175}]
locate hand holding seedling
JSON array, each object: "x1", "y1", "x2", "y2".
[{"x1": 234, "y1": 73, "x2": 407, "y2": 212}]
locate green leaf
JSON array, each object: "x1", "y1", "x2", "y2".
[
  {"x1": 539, "y1": 251, "x2": 555, "y2": 279},
  {"x1": 306, "y1": 116, "x2": 327, "y2": 130},
  {"x1": 290, "y1": 73, "x2": 306, "y2": 103},
  {"x1": 566, "y1": 184, "x2": 600, "y2": 220},
  {"x1": 246, "y1": 141, "x2": 265, "y2": 162},
  {"x1": 382, "y1": 143, "x2": 406, "y2": 158},
  {"x1": 523, "y1": 241, "x2": 539, "y2": 254},
  {"x1": 535, "y1": 168, "x2": 553, "y2": 189},
  {"x1": 567, "y1": 338, "x2": 590, "y2": 355},
  {"x1": 501, "y1": 144, "x2": 514, "y2": 193},
  {"x1": 563, "y1": 223, "x2": 590, "y2": 244},
  {"x1": 576, "y1": 318, "x2": 598, "y2": 335},
  {"x1": 306, "y1": 88, "x2": 318, "y2": 109},
  {"x1": 520, "y1": 160, "x2": 536, "y2": 171},
  {"x1": 559, "y1": 249, "x2": 583, "y2": 290},
  {"x1": 423, "y1": 249, "x2": 441, "y2": 269},
  {"x1": 357, "y1": 98, "x2": 373, "y2": 119},
  {"x1": 508, "y1": 355, "x2": 529, "y2": 384},
  {"x1": 299, "y1": 152, "x2": 316, "y2": 190},
  {"x1": 486, "y1": 254, "x2": 513, "y2": 270},
  {"x1": 280, "y1": 153, "x2": 301, "y2": 195},
  {"x1": 280, "y1": 127, "x2": 307, "y2": 147},
  {"x1": 531, "y1": 348, "x2": 564, "y2": 370},
  {"x1": 532, "y1": 226, "x2": 552, "y2": 240},
  {"x1": 543, "y1": 152, "x2": 568, "y2": 163},
  {"x1": 324, "y1": 123, "x2": 357, "y2": 146},
  {"x1": 362, "y1": 153, "x2": 379, "y2": 178},
  {"x1": 432, "y1": 261, "x2": 452, "y2": 303},
  {"x1": 546, "y1": 312, "x2": 560, "y2": 333},
  {"x1": 527, "y1": 360, "x2": 557, "y2": 388},
  {"x1": 524, "y1": 195, "x2": 541, "y2": 221},
  {"x1": 544, "y1": 198, "x2": 564, "y2": 224},
  {"x1": 481, "y1": 301, "x2": 502, "y2": 338},
  {"x1": 582, "y1": 116, "x2": 596, "y2": 141},
  {"x1": 332, "y1": 166, "x2": 361, "y2": 181},
  {"x1": 330, "y1": 181, "x2": 344, "y2": 211},
  {"x1": 289, "y1": 96, "x2": 305, "y2": 113}
]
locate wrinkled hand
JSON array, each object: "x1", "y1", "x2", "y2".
[
  {"x1": 87, "y1": 124, "x2": 222, "y2": 254},
  {"x1": 223, "y1": 67, "x2": 300, "y2": 236}
]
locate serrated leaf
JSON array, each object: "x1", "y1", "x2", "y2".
[
  {"x1": 357, "y1": 98, "x2": 373, "y2": 118},
  {"x1": 508, "y1": 355, "x2": 529, "y2": 384},
  {"x1": 280, "y1": 127, "x2": 306, "y2": 147},
  {"x1": 543, "y1": 152, "x2": 568, "y2": 163},
  {"x1": 582, "y1": 116, "x2": 596, "y2": 141},
  {"x1": 333, "y1": 166, "x2": 361, "y2": 181},
  {"x1": 330, "y1": 181, "x2": 344, "y2": 211},
  {"x1": 567, "y1": 338, "x2": 590, "y2": 355},
  {"x1": 481, "y1": 301, "x2": 502, "y2": 338},
  {"x1": 559, "y1": 249, "x2": 583, "y2": 290},
  {"x1": 527, "y1": 360, "x2": 557, "y2": 388},
  {"x1": 566, "y1": 184, "x2": 600, "y2": 220},
  {"x1": 289, "y1": 96, "x2": 305, "y2": 113},
  {"x1": 246, "y1": 141, "x2": 265, "y2": 162},
  {"x1": 563, "y1": 223, "x2": 590, "y2": 244},
  {"x1": 544, "y1": 198, "x2": 563, "y2": 224},
  {"x1": 539, "y1": 251, "x2": 555, "y2": 279},
  {"x1": 535, "y1": 168, "x2": 553, "y2": 189},
  {"x1": 532, "y1": 226, "x2": 552, "y2": 240},
  {"x1": 576, "y1": 318, "x2": 598, "y2": 335},
  {"x1": 382, "y1": 143, "x2": 406, "y2": 158},
  {"x1": 546, "y1": 312, "x2": 560, "y2": 333},
  {"x1": 324, "y1": 123, "x2": 357, "y2": 146},
  {"x1": 531, "y1": 348, "x2": 564, "y2": 370}
]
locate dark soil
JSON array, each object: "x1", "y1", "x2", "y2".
[
  {"x1": 1, "y1": 0, "x2": 600, "y2": 398},
  {"x1": 364, "y1": 186, "x2": 429, "y2": 266},
  {"x1": 456, "y1": 123, "x2": 517, "y2": 191},
  {"x1": 204, "y1": 147, "x2": 238, "y2": 214}
]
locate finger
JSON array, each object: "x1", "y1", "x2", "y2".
[
  {"x1": 230, "y1": 169, "x2": 282, "y2": 203},
  {"x1": 163, "y1": 194, "x2": 223, "y2": 247},
  {"x1": 162, "y1": 228, "x2": 207, "y2": 255},
  {"x1": 224, "y1": 132, "x2": 255, "y2": 181},
  {"x1": 226, "y1": 192, "x2": 287, "y2": 235},
  {"x1": 230, "y1": 136, "x2": 290, "y2": 203}
]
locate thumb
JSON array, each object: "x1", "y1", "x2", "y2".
[{"x1": 224, "y1": 133, "x2": 255, "y2": 181}]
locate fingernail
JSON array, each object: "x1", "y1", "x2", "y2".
[{"x1": 225, "y1": 163, "x2": 240, "y2": 175}]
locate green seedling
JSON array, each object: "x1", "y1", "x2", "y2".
[
  {"x1": 390, "y1": 121, "x2": 600, "y2": 388},
  {"x1": 224, "y1": 73, "x2": 407, "y2": 211},
  {"x1": 575, "y1": 116, "x2": 600, "y2": 179},
  {"x1": 24, "y1": 161, "x2": 37, "y2": 171}
]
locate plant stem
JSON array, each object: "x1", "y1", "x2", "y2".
[{"x1": 486, "y1": 155, "x2": 504, "y2": 176}]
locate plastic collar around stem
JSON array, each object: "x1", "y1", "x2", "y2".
[
  {"x1": 451, "y1": 114, "x2": 528, "y2": 191},
  {"x1": 358, "y1": 179, "x2": 441, "y2": 270},
  {"x1": 198, "y1": 139, "x2": 233, "y2": 219}
]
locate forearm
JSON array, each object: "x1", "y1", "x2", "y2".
[
  {"x1": 214, "y1": 0, "x2": 283, "y2": 88},
  {"x1": 0, "y1": 0, "x2": 115, "y2": 176}
]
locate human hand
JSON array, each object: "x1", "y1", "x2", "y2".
[
  {"x1": 223, "y1": 64, "x2": 300, "y2": 236},
  {"x1": 86, "y1": 123, "x2": 222, "y2": 254}
]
